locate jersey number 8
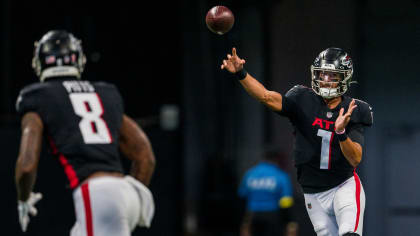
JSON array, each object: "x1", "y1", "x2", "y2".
[{"x1": 69, "y1": 93, "x2": 113, "y2": 144}]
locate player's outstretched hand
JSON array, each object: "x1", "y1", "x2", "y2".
[
  {"x1": 335, "y1": 99, "x2": 357, "y2": 132},
  {"x1": 221, "y1": 47, "x2": 246, "y2": 73},
  {"x1": 18, "y1": 192, "x2": 43, "y2": 232}
]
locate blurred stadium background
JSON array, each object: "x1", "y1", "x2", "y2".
[{"x1": 2, "y1": 0, "x2": 420, "y2": 235}]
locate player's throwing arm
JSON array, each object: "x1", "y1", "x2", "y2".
[{"x1": 221, "y1": 48, "x2": 283, "y2": 112}]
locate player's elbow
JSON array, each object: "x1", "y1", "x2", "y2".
[
  {"x1": 351, "y1": 153, "x2": 362, "y2": 167},
  {"x1": 344, "y1": 142, "x2": 362, "y2": 167},
  {"x1": 138, "y1": 144, "x2": 156, "y2": 171},
  {"x1": 16, "y1": 155, "x2": 38, "y2": 178},
  {"x1": 147, "y1": 152, "x2": 156, "y2": 170},
  {"x1": 140, "y1": 138, "x2": 156, "y2": 169},
  {"x1": 261, "y1": 90, "x2": 282, "y2": 112},
  {"x1": 353, "y1": 147, "x2": 363, "y2": 167},
  {"x1": 351, "y1": 159, "x2": 361, "y2": 168}
]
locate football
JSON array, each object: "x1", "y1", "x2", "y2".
[{"x1": 205, "y1": 6, "x2": 234, "y2": 35}]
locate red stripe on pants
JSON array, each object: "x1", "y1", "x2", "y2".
[
  {"x1": 353, "y1": 171, "x2": 361, "y2": 232},
  {"x1": 81, "y1": 183, "x2": 93, "y2": 236}
]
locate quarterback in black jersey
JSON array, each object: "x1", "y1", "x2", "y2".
[
  {"x1": 15, "y1": 30, "x2": 156, "y2": 235},
  {"x1": 221, "y1": 48, "x2": 372, "y2": 236}
]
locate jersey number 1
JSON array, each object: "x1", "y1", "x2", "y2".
[
  {"x1": 317, "y1": 129, "x2": 333, "y2": 169},
  {"x1": 69, "y1": 93, "x2": 112, "y2": 144}
]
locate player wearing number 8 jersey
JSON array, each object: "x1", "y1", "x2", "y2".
[
  {"x1": 17, "y1": 80, "x2": 125, "y2": 187},
  {"x1": 221, "y1": 47, "x2": 373, "y2": 236},
  {"x1": 15, "y1": 30, "x2": 156, "y2": 235}
]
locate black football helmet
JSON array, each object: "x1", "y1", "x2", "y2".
[
  {"x1": 32, "y1": 30, "x2": 86, "y2": 82},
  {"x1": 310, "y1": 47, "x2": 354, "y2": 99}
]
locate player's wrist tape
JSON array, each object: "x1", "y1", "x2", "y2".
[
  {"x1": 235, "y1": 69, "x2": 248, "y2": 80},
  {"x1": 336, "y1": 128, "x2": 348, "y2": 141}
]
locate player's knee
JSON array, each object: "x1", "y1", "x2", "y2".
[
  {"x1": 342, "y1": 233, "x2": 359, "y2": 236},
  {"x1": 313, "y1": 224, "x2": 330, "y2": 236}
]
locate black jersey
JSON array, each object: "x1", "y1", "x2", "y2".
[
  {"x1": 16, "y1": 78, "x2": 125, "y2": 189},
  {"x1": 277, "y1": 85, "x2": 373, "y2": 193}
]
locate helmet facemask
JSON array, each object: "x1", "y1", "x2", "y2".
[{"x1": 311, "y1": 68, "x2": 352, "y2": 99}]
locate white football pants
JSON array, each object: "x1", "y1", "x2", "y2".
[
  {"x1": 304, "y1": 173, "x2": 365, "y2": 236},
  {"x1": 70, "y1": 176, "x2": 149, "y2": 236}
]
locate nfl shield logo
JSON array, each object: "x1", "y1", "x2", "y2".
[
  {"x1": 307, "y1": 203, "x2": 312, "y2": 209},
  {"x1": 326, "y1": 112, "x2": 333, "y2": 118}
]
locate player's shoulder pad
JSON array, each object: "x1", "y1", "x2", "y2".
[
  {"x1": 99, "y1": 81, "x2": 123, "y2": 94},
  {"x1": 284, "y1": 85, "x2": 311, "y2": 99},
  {"x1": 16, "y1": 82, "x2": 49, "y2": 112},
  {"x1": 353, "y1": 98, "x2": 373, "y2": 126},
  {"x1": 92, "y1": 81, "x2": 122, "y2": 95},
  {"x1": 93, "y1": 81, "x2": 124, "y2": 107},
  {"x1": 18, "y1": 82, "x2": 48, "y2": 96}
]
